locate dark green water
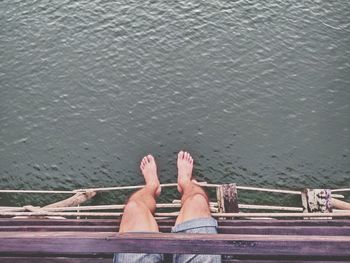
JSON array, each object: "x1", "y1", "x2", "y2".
[{"x1": 0, "y1": 0, "x2": 349, "y2": 206}]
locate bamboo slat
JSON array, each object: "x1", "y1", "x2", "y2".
[
  {"x1": 0, "y1": 190, "x2": 75, "y2": 194},
  {"x1": 331, "y1": 188, "x2": 350, "y2": 193},
  {"x1": 239, "y1": 204, "x2": 303, "y2": 211}
]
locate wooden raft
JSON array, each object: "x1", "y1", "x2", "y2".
[
  {"x1": 1, "y1": 183, "x2": 350, "y2": 262},
  {"x1": 1, "y1": 218, "x2": 350, "y2": 262}
]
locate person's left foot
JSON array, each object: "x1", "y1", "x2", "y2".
[{"x1": 140, "y1": 154, "x2": 161, "y2": 197}]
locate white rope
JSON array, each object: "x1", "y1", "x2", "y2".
[
  {"x1": 0, "y1": 184, "x2": 346, "y2": 199},
  {"x1": 73, "y1": 182, "x2": 217, "y2": 193}
]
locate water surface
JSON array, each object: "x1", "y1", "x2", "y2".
[{"x1": 0, "y1": 0, "x2": 349, "y2": 205}]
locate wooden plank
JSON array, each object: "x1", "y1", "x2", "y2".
[
  {"x1": 0, "y1": 219, "x2": 120, "y2": 226},
  {"x1": 0, "y1": 257, "x2": 348, "y2": 263},
  {"x1": 2, "y1": 211, "x2": 350, "y2": 217},
  {"x1": 0, "y1": 257, "x2": 111, "y2": 263},
  {"x1": 2, "y1": 225, "x2": 350, "y2": 236},
  {"x1": 0, "y1": 232, "x2": 350, "y2": 256},
  {"x1": 1, "y1": 218, "x2": 350, "y2": 227},
  {"x1": 0, "y1": 225, "x2": 170, "y2": 233},
  {"x1": 222, "y1": 260, "x2": 350, "y2": 263},
  {"x1": 217, "y1": 226, "x2": 350, "y2": 236},
  {"x1": 217, "y1": 219, "x2": 350, "y2": 226}
]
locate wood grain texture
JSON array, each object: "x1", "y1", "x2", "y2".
[
  {"x1": 1, "y1": 232, "x2": 350, "y2": 256},
  {"x1": 0, "y1": 257, "x2": 349, "y2": 263},
  {"x1": 1, "y1": 225, "x2": 350, "y2": 236},
  {"x1": 1, "y1": 218, "x2": 350, "y2": 226}
]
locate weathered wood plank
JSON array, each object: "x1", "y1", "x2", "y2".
[
  {"x1": 1, "y1": 218, "x2": 350, "y2": 227},
  {"x1": 0, "y1": 232, "x2": 350, "y2": 256},
  {"x1": 217, "y1": 226, "x2": 350, "y2": 236},
  {"x1": 222, "y1": 260, "x2": 350, "y2": 263},
  {"x1": 0, "y1": 257, "x2": 111, "y2": 263},
  {"x1": 217, "y1": 219, "x2": 350, "y2": 226},
  {"x1": 0, "y1": 258, "x2": 348, "y2": 263},
  {"x1": 222, "y1": 183, "x2": 239, "y2": 213},
  {"x1": 2, "y1": 225, "x2": 350, "y2": 236},
  {"x1": 0, "y1": 219, "x2": 120, "y2": 226}
]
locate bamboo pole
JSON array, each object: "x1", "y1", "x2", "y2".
[
  {"x1": 332, "y1": 198, "x2": 350, "y2": 210},
  {"x1": 172, "y1": 200, "x2": 218, "y2": 206},
  {"x1": 0, "y1": 190, "x2": 75, "y2": 194},
  {"x1": 44, "y1": 203, "x2": 184, "y2": 211},
  {"x1": 236, "y1": 186, "x2": 343, "y2": 199},
  {"x1": 0, "y1": 203, "x2": 302, "y2": 212},
  {"x1": 44, "y1": 191, "x2": 96, "y2": 208},
  {"x1": 0, "y1": 184, "x2": 345, "y2": 198},
  {"x1": 239, "y1": 204, "x2": 303, "y2": 212},
  {"x1": 23, "y1": 205, "x2": 43, "y2": 212},
  {"x1": 1, "y1": 211, "x2": 350, "y2": 218},
  {"x1": 0, "y1": 207, "x2": 26, "y2": 212},
  {"x1": 331, "y1": 188, "x2": 350, "y2": 193}
]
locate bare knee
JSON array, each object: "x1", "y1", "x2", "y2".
[
  {"x1": 176, "y1": 193, "x2": 211, "y2": 225},
  {"x1": 184, "y1": 193, "x2": 210, "y2": 213},
  {"x1": 185, "y1": 193, "x2": 208, "y2": 205},
  {"x1": 124, "y1": 200, "x2": 144, "y2": 215},
  {"x1": 120, "y1": 200, "x2": 158, "y2": 232}
]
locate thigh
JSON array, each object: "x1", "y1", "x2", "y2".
[
  {"x1": 172, "y1": 217, "x2": 221, "y2": 263},
  {"x1": 114, "y1": 252, "x2": 163, "y2": 263}
]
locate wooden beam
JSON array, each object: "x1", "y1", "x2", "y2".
[
  {"x1": 1, "y1": 219, "x2": 350, "y2": 227},
  {"x1": 2, "y1": 211, "x2": 350, "y2": 218},
  {"x1": 332, "y1": 198, "x2": 350, "y2": 210},
  {"x1": 0, "y1": 257, "x2": 348, "y2": 263},
  {"x1": 1, "y1": 225, "x2": 350, "y2": 236},
  {"x1": 0, "y1": 232, "x2": 350, "y2": 256},
  {"x1": 0, "y1": 257, "x2": 112, "y2": 263},
  {"x1": 44, "y1": 191, "x2": 96, "y2": 208}
]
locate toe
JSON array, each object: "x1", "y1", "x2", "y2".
[
  {"x1": 178, "y1": 151, "x2": 184, "y2": 159},
  {"x1": 142, "y1": 157, "x2": 147, "y2": 166},
  {"x1": 147, "y1": 154, "x2": 154, "y2": 163}
]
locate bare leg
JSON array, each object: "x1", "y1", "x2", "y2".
[
  {"x1": 173, "y1": 151, "x2": 221, "y2": 263},
  {"x1": 175, "y1": 151, "x2": 211, "y2": 225},
  {"x1": 119, "y1": 155, "x2": 161, "y2": 233}
]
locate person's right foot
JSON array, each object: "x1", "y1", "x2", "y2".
[
  {"x1": 140, "y1": 154, "x2": 161, "y2": 197},
  {"x1": 177, "y1": 151, "x2": 194, "y2": 193}
]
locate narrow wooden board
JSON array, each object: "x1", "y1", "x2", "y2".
[
  {"x1": 0, "y1": 257, "x2": 348, "y2": 263},
  {"x1": 1, "y1": 219, "x2": 350, "y2": 227},
  {"x1": 1, "y1": 225, "x2": 350, "y2": 236},
  {"x1": 0, "y1": 232, "x2": 350, "y2": 256}
]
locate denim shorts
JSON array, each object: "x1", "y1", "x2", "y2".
[{"x1": 113, "y1": 217, "x2": 221, "y2": 263}]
